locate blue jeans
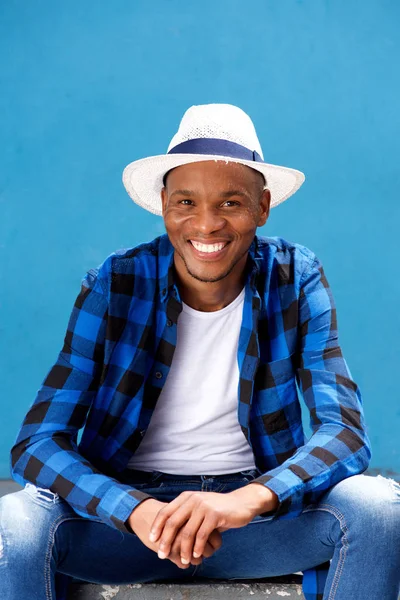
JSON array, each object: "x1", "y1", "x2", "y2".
[{"x1": 0, "y1": 469, "x2": 399, "y2": 599}]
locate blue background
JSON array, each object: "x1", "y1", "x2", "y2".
[{"x1": 1, "y1": 1, "x2": 399, "y2": 478}]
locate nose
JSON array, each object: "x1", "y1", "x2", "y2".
[{"x1": 191, "y1": 206, "x2": 226, "y2": 234}]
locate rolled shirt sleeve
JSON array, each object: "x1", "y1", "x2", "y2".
[
  {"x1": 10, "y1": 265, "x2": 152, "y2": 534},
  {"x1": 252, "y1": 254, "x2": 372, "y2": 520}
]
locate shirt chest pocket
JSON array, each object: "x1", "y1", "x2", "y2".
[{"x1": 255, "y1": 354, "x2": 296, "y2": 390}]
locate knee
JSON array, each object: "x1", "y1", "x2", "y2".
[
  {"x1": 0, "y1": 487, "x2": 56, "y2": 557},
  {"x1": 321, "y1": 474, "x2": 400, "y2": 534},
  {"x1": 1, "y1": 489, "x2": 32, "y2": 530},
  {"x1": 0, "y1": 491, "x2": 30, "y2": 560}
]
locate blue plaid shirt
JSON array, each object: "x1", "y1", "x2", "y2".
[{"x1": 11, "y1": 233, "x2": 372, "y2": 600}]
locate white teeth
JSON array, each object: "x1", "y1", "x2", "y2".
[{"x1": 191, "y1": 241, "x2": 227, "y2": 253}]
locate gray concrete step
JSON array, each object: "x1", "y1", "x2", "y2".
[
  {"x1": 67, "y1": 576, "x2": 304, "y2": 599},
  {"x1": 0, "y1": 479, "x2": 21, "y2": 496}
]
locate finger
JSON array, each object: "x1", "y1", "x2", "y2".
[
  {"x1": 179, "y1": 511, "x2": 205, "y2": 565},
  {"x1": 149, "y1": 491, "x2": 194, "y2": 544},
  {"x1": 208, "y1": 529, "x2": 223, "y2": 551},
  {"x1": 201, "y1": 539, "x2": 218, "y2": 558},
  {"x1": 157, "y1": 502, "x2": 196, "y2": 559},
  {"x1": 168, "y1": 555, "x2": 191, "y2": 570},
  {"x1": 176, "y1": 529, "x2": 205, "y2": 565},
  {"x1": 192, "y1": 516, "x2": 219, "y2": 558},
  {"x1": 174, "y1": 530, "x2": 215, "y2": 562},
  {"x1": 169, "y1": 532, "x2": 199, "y2": 568},
  {"x1": 169, "y1": 554, "x2": 191, "y2": 569}
]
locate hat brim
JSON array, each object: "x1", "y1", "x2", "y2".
[{"x1": 122, "y1": 154, "x2": 305, "y2": 216}]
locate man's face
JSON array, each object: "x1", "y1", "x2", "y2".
[{"x1": 160, "y1": 160, "x2": 270, "y2": 284}]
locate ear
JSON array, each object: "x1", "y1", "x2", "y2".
[
  {"x1": 257, "y1": 188, "x2": 271, "y2": 226},
  {"x1": 161, "y1": 186, "x2": 167, "y2": 216}
]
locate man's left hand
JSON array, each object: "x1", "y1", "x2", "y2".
[{"x1": 149, "y1": 483, "x2": 279, "y2": 565}]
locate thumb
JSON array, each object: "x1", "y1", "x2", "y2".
[{"x1": 208, "y1": 529, "x2": 223, "y2": 548}]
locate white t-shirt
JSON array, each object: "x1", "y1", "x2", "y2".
[{"x1": 127, "y1": 285, "x2": 256, "y2": 475}]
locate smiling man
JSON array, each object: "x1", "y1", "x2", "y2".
[
  {"x1": 161, "y1": 160, "x2": 269, "y2": 310},
  {"x1": 4, "y1": 104, "x2": 400, "y2": 600}
]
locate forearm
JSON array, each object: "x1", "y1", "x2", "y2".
[{"x1": 11, "y1": 433, "x2": 152, "y2": 533}]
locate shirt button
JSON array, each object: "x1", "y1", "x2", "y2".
[
  {"x1": 155, "y1": 371, "x2": 163, "y2": 379},
  {"x1": 166, "y1": 319, "x2": 172, "y2": 327}
]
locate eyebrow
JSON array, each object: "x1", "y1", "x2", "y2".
[{"x1": 170, "y1": 189, "x2": 249, "y2": 199}]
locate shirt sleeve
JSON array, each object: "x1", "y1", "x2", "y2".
[
  {"x1": 251, "y1": 253, "x2": 372, "y2": 520},
  {"x1": 10, "y1": 266, "x2": 153, "y2": 534}
]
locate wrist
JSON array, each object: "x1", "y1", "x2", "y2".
[
  {"x1": 248, "y1": 482, "x2": 279, "y2": 514},
  {"x1": 231, "y1": 482, "x2": 279, "y2": 517},
  {"x1": 128, "y1": 497, "x2": 160, "y2": 533}
]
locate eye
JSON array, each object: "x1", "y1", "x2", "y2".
[
  {"x1": 177, "y1": 199, "x2": 241, "y2": 207},
  {"x1": 223, "y1": 201, "x2": 240, "y2": 207}
]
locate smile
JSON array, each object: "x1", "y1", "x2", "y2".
[{"x1": 188, "y1": 240, "x2": 230, "y2": 260}]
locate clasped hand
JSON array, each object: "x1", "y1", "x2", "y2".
[{"x1": 128, "y1": 485, "x2": 275, "y2": 569}]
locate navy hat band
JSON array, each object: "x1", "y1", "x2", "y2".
[{"x1": 167, "y1": 138, "x2": 264, "y2": 163}]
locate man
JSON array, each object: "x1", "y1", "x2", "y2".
[{"x1": 2, "y1": 104, "x2": 399, "y2": 600}]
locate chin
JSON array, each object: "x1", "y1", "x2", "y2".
[{"x1": 186, "y1": 263, "x2": 232, "y2": 283}]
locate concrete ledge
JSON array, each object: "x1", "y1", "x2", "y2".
[
  {"x1": 67, "y1": 575, "x2": 304, "y2": 599},
  {"x1": 0, "y1": 480, "x2": 21, "y2": 496}
]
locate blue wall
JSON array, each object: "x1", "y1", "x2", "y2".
[{"x1": 1, "y1": 1, "x2": 399, "y2": 478}]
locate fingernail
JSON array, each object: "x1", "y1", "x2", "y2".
[
  {"x1": 193, "y1": 552, "x2": 201, "y2": 558},
  {"x1": 149, "y1": 532, "x2": 156, "y2": 542},
  {"x1": 181, "y1": 558, "x2": 189, "y2": 564},
  {"x1": 158, "y1": 551, "x2": 167, "y2": 559}
]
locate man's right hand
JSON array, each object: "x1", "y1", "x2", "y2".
[{"x1": 128, "y1": 498, "x2": 222, "y2": 569}]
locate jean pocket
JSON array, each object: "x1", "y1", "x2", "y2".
[
  {"x1": 131, "y1": 481, "x2": 165, "y2": 491},
  {"x1": 128, "y1": 471, "x2": 167, "y2": 490},
  {"x1": 238, "y1": 469, "x2": 260, "y2": 482}
]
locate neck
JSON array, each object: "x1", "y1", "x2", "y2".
[{"x1": 173, "y1": 253, "x2": 249, "y2": 312}]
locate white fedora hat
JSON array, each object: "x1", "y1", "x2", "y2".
[{"x1": 122, "y1": 103, "x2": 305, "y2": 216}]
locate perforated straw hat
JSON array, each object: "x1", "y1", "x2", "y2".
[{"x1": 122, "y1": 104, "x2": 305, "y2": 215}]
